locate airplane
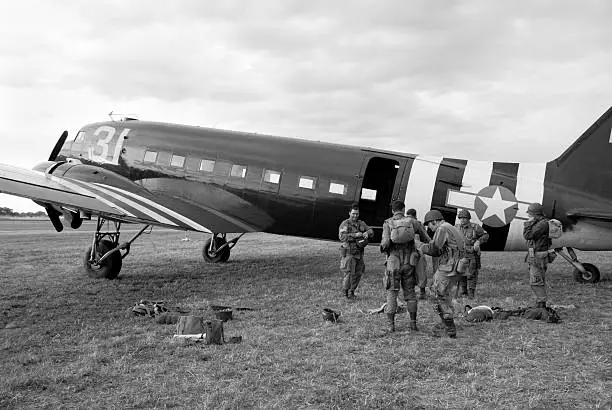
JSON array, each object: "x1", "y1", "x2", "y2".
[{"x1": 1, "y1": 106, "x2": 611, "y2": 283}]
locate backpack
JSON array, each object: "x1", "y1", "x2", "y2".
[
  {"x1": 389, "y1": 218, "x2": 415, "y2": 244},
  {"x1": 548, "y1": 219, "x2": 563, "y2": 239}
]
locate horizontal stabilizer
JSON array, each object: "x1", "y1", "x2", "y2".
[{"x1": 566, "y1": 208, "x2": 612, "y2": 221}]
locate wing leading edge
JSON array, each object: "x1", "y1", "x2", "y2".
[{"x1": 0, "y1": 163, "x2": 211, "y2": 232}]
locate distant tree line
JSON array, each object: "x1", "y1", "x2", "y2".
[{"x1": 0, "y1": 207, "x2": 46, "y2": 217}]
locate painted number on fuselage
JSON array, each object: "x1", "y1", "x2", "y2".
[{"x1": 88, "y1": 126, "x2": 130, "y2": 165}]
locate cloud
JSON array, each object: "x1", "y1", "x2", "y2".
[{"x1": 1, "y1": 0, "x2": 612, "y2": 212}]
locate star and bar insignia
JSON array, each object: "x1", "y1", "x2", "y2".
[{"x1": 446, "y1": 185, "x2": 532, "y2": 227}]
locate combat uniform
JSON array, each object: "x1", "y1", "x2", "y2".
[
  {"x1": 455, "y1": 219, "x2": 489, "y2": 298},
  {"x1": 339, "y1": 218, "x2": 373, "y2": 298},
  {"x1": 407, "y1": 215, "x2": 431, "y2": 299},
  {"x1": 380, "y1": 212, "x2": 430, "y2": 331},
  {"x1": 419, "y1": 215, "x2": 465, "y2": 338},
  {"x1": 523, "y1": 213, "x2": 551, "y2": 307}
]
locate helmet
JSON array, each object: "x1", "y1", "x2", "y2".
[
  {"x1": 423, "y1": 210, "x2": 444, "y2": 224},
  {"x1": 527, "y1": 203, "x2": 543, "y2": 216},
  {"x1": 457, "y1": 209, "x2": 471, "y2": 219}
]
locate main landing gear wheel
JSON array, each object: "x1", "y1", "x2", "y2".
[
  {"x1": 573, "y1": 262, "x2": 601, "y2": 284},
  {"x1": 202, "y1": 233, "x2": 245, "y2": 263},
  {"x1": 203, "y1": 237, "x2": 231, "y2": 263},
  {"x1": 84, "y1": 239, "x2": 122, "y2": 279},
  {"x1": 83, "y1": 216, "x2": 151, "y2": 279}
]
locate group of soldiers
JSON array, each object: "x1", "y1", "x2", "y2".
[{"x1": 338, "y1": 200, "x2": 552, "y2": 338}]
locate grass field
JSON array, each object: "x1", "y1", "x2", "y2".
[{"x1": 0, "y1": 225, "x2": 611, "y2": 409}]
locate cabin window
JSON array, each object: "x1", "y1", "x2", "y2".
[
  {"x1": 185, "y1": 157, "x2": 200, "y2": 171},
  {"x1": 143, "y1": 150, "x2": 158, "y2": 163},
  {"x1": 170, "y1": 154, "x2": 185, "y2": 168},
  {"x1": 230, "y1": 164, "x2": 247, "y2": 179},
  {"x1": 263, "y1": 169, "x2": 281, "y2": 184},
  {"x1": 298, "y1": 176, "x2": 316, "y2": 190},
  {"x1": 73, "y1": 131, "x2": 86, "y2": 143},
  {"x1": 329, "y1": 181, "x2": 347, "y2": 195},
  {"x1": 361, "y1": 188, "x2": 377, "y2": 201},
  {"x1": 200, "y1": 159, "x2": 215, "y2": 173}
]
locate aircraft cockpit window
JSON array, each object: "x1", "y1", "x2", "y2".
[
  {"x1": 73, "y1": 131, "x2": 86, "y2": 143},
  {"x1": 263, "y1": 169, "x2": 281, "y2": 184},
  {"x1": 170, "y1": 154, "x2": 185, "y2": 168},
  {"x1": 230, "y1": 164, "x2": 247, "y2": 178},
  {"x1": 143, "y1": 150, "x2": 158, "y2": 163},
  {"x1": 200, "y1": 159, "x2": 215, "y2": 173},
  {"x1": 361, "y1": 188, "x2": 377, "y2": 201},
  {"x1": 298, "y1": 176, "x2": 316, "y2": 190},
  {"x1": 329, "y1": 181, "x2": 347, "y2": 195}
]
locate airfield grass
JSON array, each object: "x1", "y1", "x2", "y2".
[{"x1": 0, "y1": 228, "x2": 611, "y2": 409}]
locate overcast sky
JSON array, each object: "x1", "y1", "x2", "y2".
[{"x1": 1, "y1": 0, "x2": 612, "y2": 211}]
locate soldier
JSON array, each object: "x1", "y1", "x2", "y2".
[
  {"x1": 380, "y1": 201, "x2": 430, "y2": 332},
  {"x1": 418, "y1": 209, "x2": 466, "y2": 338},
  {"x1": 406, "y1": 208, "x2": 431, "y2": 300},
  {"x1": 523, "y1": 203, "x2": 551, "y2": 308},
  {"x1": 338, "y1": 203, "x2": 373, "y2": 299},
  {"x1": 455, "y1": 209, "x2": 489, "y2": 299}
]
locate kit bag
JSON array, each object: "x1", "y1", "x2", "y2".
[
  {"x1": 389, "y1": 218, "x2": 415, "y2": 244},
  {"x1": 548, "y1": 219, "x2": 563, "y2": 239}
]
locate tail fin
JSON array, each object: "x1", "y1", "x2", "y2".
[{"x1": 549, "y1": 106, "x2": 612, "y2": 202}]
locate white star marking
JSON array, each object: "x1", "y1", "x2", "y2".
[{"x1": 479, "y1": 186, "x2": 517, "y2": 223}]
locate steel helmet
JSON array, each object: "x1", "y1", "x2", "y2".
[
  {"x1": 423, "y1": 210, "x2": 444, "y2": 224},
  {"x1": 527, "y1": 203, "x2": 544, "y2": 216},
  {"x1": 457, "y1": 209, "x2": 471, "y2": 219}
]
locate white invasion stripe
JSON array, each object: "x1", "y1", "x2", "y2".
[
  {"x1": 48, "y1": 175, "x2": 136, "y2": 217},
  {"x1": 455, "y1": 160, "x2": 493, "y2": 225},
  {"x1": 86, "y1": 183, "x2": 179, "y2": 227},
  {"x1": 504, "y1": 162, "x2": 547, "y2": 251},
  {"x1": 98, "y1": 184, "x2": 212, "y2": 233},
  {"x1": 404, "y1": 156, "x2": 442, "y2": 220}
]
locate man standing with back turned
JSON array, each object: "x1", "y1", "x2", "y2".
[
  {"x1": 339, "y1": 203, "x2": 373, "y2": 300},
  {"x1": 418, "y1": 209, "x2": 466, "y2": 338},
  {"x1": 380, "y1": 200, "x2": 430, "y2": 332}
]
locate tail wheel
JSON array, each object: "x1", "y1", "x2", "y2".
[
  {"x1": 203, "y1": 237, "x2": 230, "y2": 263},
  {"x1": 573, "y1": 262, "x2": 601, "y2": 284},
  {"x1": 84, "y1": 239, "x2": 122, "y2": 279}
]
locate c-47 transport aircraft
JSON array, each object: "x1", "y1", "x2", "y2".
[{"x1": 1, "y1": 107, "x2": 612, "y2": 282}]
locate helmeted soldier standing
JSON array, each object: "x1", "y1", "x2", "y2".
[
  {"x1": 455, "y1": 209, "x2": 489, "y2": 299},
  {"x1": 418, "y1": 209, "x2": 466, "y2": 338},
  {"x1": 522, "y1": 202, "x2": 551, "y2": 308},
  {"x1": 380, "y1": 200, "x2": 430, "y2": 332},
  {"x1": 338, "y1": 203, "x2": 374, "y2": 299}
]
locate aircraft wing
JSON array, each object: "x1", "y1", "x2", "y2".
[{"x1": 0, "y1": 163, "x2": 210, "y2": 231}]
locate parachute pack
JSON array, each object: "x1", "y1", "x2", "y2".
[{"x1": 389, "y1": 218, "x2": 415, "y2": 244}]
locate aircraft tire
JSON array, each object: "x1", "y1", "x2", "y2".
[
  {"x1": 203, "y1": 237, "x2": 230, "y2": 263},
  {"x1": 83, "y1": 239, "x2": 122, "y2": 279},
  {"x1": 573, "y1": 262, "x2": 600, "y2": 284}
]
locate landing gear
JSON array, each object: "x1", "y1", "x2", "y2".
[
  {"x1": 83, "y1": 217, "x2": 150, "y2": 279},
  {"x1": 574, "y1": 263, "x2": 601, "y2": 284},
  {"x1": 202, "y1": 233, "x2": 245, "y2": 263},
  {"x1": 554, "y1": 247, "x2": 601, "y2": 284}
]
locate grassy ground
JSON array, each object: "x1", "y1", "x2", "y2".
[{"x1": 0, "y1": 229, "x2": 611, "y2": 409}]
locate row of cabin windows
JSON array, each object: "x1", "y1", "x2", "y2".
[{"x1": 142, "y1": 150, "x2": 349, "y2": 196}]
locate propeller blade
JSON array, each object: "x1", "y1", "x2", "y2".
[{"x1": 48, "y1": 130, "x2": 69, "y2": 161}]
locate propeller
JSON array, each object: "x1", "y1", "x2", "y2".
[{"x1": 48, "y1": 130, "x2": 68, "y2": 161}]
